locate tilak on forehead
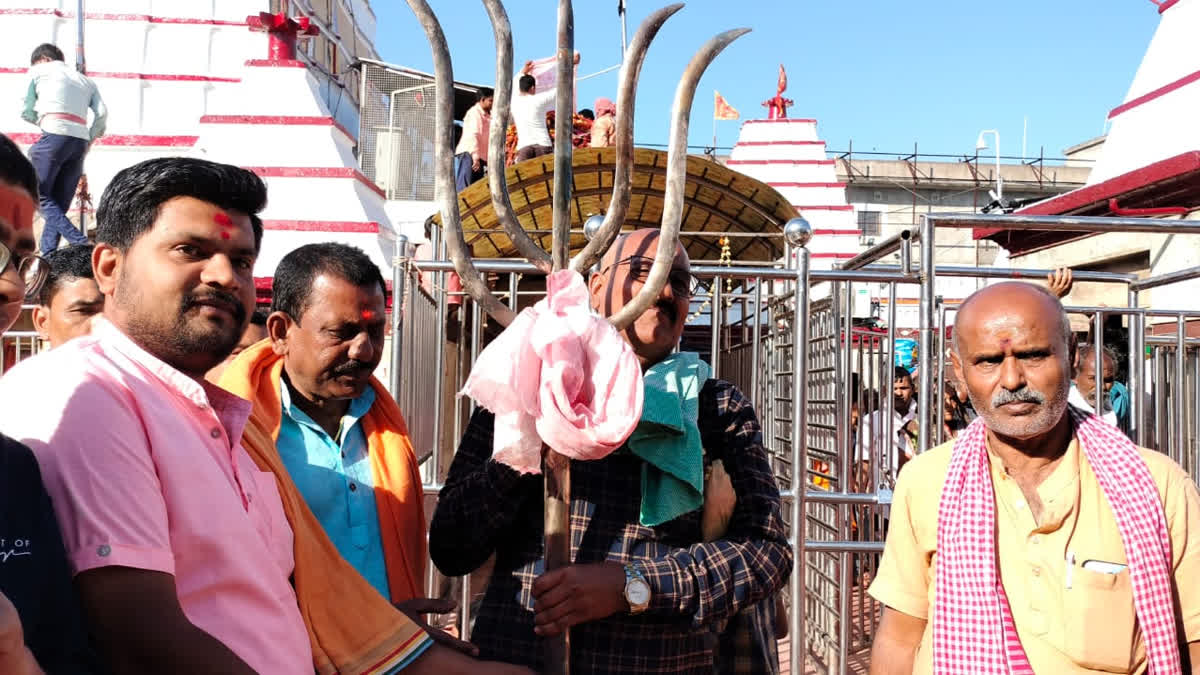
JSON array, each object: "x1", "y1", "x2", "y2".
[{"x1": 214, "y1": 212, "x2": 233, "y2": 239}]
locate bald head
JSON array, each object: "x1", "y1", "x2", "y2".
[
  {"x1": 598, "y1": 228, "x2": 689, "y2": 272},
  {"x1": 953, "y1": 282, "x2": 1071, "y2": 357}
]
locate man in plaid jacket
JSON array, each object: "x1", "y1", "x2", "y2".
[{"x1": 430, "y1": 229, "x2": 792, "y2": 673}]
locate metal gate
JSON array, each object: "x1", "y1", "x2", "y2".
[{"x1": 8, "y1": 214, "x2": 1200, "y2": 673}]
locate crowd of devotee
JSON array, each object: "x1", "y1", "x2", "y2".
[{"x1": 2, "y1": 34, "x2": 1199, "y2": 675}]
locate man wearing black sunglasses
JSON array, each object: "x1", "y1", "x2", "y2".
[
  {"x1": 0, "y1": 132, "x2": 95, "y2": 674},
  {"x1": 431, "y1": 228, "x2": 791, "y2": 673}
]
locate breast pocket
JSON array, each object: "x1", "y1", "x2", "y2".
[{"x1": 1063, "y1": 566, "x2": 1137, "y2": 672}]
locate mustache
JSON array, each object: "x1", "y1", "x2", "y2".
[
  {"x1": 184, "y1": 290, "x2": 246, "y2": 323},
  {"x1": 332, "y1": 360, "x2": 372, "y2": 377},
  {"x1": 991, "y1": 386, "x2": 1046, "y2": 407}
]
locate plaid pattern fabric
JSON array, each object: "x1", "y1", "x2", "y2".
[
  {"x1": 429, "y1": 379, "x2": 792, "y2": 674},
  {"x1": 715, "y1": 597, "x2": 780, "y2": 675},
  {"x1": 934, "y1": 407, "x2": 1181, "y2": 674}
]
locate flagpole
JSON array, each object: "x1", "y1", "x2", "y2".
[
  {"x1": 712, "y1": 109, "x2": 717, "y2": 152},
  {"x1": 618, "y1": 1, "x2": 627, "y2": 60}
]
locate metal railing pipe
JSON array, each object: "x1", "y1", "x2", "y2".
[
  {"x1": 840, "y1": 229, "x2": 913, "y2": 271},
  {"x1": 865, "y1": 264, "x2": 1136, "y2": 284},
  {"x1": 917, "y1": 215, "x2": 935, "y2": 454},
  {"x1": 789, "y1": 248, "x2": 810, "y2": 675},
  {"x1": 389, "y1": 235, "x2": 409, "y2": 399},
  {"x1": 1130, "y1": 265, "x2": 1200, "y2": 292},
  {"x1": 928, "y1": 212, "x2": 1200, "y2": 234}
]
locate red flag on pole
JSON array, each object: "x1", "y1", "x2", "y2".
[
  {"x1": 777, "y1": 64, "x2": 787, "y2": 94},
  {"x1": 714, "y1": 91, "x2": 739, "y2": 120}
]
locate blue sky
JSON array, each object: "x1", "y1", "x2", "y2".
[{"x1": 373, "y1": 1, "x2": 1160, "y2": 160}]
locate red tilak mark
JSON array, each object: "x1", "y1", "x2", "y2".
[
  {"x1": 361, "y1": 310, "x2": 375, "y2": 320},
  {"x1": 220, "y1": 231, "x2": 230, "y2": 239},
  {"x1": 214, "y1": 212, "x2": 233, "y2": 227}
]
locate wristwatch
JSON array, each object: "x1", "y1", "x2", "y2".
[{"x1": 623, "y1": 562, "x2": 651, "y2": 615}]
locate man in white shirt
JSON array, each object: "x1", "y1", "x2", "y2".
[
  {"x1": 511, "y1": 55, "x2": 579, "y2": 163},
  {"x1": 21, "y1": 43, "x2": 106, "y2": 253},
  {"x1": 1069, "y1": 343, "x2": 1119, "y2": 426},
  {"x1": 455, "y1": 87, "x2": 493, "y2": 191},
  {"x1": 856, "y1": 366, "x2": 917, "y2": 490}
]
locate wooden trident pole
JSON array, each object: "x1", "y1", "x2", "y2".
[{"x1": 404, "y1": 1, "x2": 747, "y2": 672}]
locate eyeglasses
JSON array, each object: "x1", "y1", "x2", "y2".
[
  {"x1": 0, "y1": 242, "x2": 48, "y2": 303},
  {"x1": 599, "y1": 255, "x2": 703, "y2": 297}
]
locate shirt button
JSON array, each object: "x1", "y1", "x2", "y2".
[
  {"x1": 1030, "y1": 535, "x2": 1041, "y2": 545},
  {"x1": 1031, "y1": 565, "x2": 1042, "y2": 576},
  {"x1": 210, "y1": 428, "x2": 221, "y2": 439},
  {"x1": 1014, "y1": 499, "x2": 1026, "y2": 510},
  {"x1": 349, "y1": 482, "x2": 357, "y2": 492},
  {"x1": 97, "y1": 544, "x2": 111, "y2": 557}
]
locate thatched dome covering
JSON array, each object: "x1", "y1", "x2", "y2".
[{"x1": 435, "y1": 147, "x2": 796, "y2": 263}]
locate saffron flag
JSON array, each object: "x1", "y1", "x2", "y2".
[
  {"x1": 777, "y1": 64, "x2": 788, "y2": 94},
  {"x1": 714, "y1": 91, "x2": 739, "y2": 120}
]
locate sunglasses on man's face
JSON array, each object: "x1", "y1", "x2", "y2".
[
  {"x1": 602, "y1": 255, "x2": 702, "y2": 297},
  {"x1": 0, "y1": 242, "x2": 49, "y2": 304}
]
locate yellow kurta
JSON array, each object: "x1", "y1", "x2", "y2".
[{"x1": 869, "y1": 437, "x2": 1200, "y2": 673}]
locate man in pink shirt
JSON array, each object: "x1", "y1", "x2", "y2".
[
  {"x1": 0, "y1": 157, "x2": 314, "y2": 674},
  {"x1": 454, "y1": 87, "x2": 492, "y2": 191}
]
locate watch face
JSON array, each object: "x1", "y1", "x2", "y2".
[{"x1": 628, "y1": 579, "x2": 650, "y2": 606}]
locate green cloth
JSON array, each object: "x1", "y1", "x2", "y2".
[
  {"x1": 21, "y1": 80, "x2": 38, "y2": 125},
  {"x1": 627, "y1": 352, "x2": 711, "y2": 527}
]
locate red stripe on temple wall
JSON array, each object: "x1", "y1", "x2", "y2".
[
  {"x1": 3, "y1": 132, "x2": 198, "y2": 147},
  {"x1": 793, "y1": 204, "x2": 854, "y2": 211},
  {"x1": 0, "y1": 8, "x2": 245, "y2": 25},
  {"x1": 199, "y1": 115, "x2": 355, "y2": 142},
  {"x1": 734, "y1": 140, "x2": 825, "y2": 146},
  {"x1": 742, "y1": 119, "x2": 817, "y2": 125},
  {"x1": 0, "y1": 67, "x2": 239, "y2": 82},
  {"x1": 768, "y1": 182, "x2": 847, "y2": 188},
  {"x1": 245, "y1": 167, "x2": 386, "y2": 199},
  {"x1": 245, "y1": 60, "x2": 308, "y2": 68},
  {"x1": 726, "y1": 159, "x2": 835, "y2": 166},
  {"x1": 1108, "y1": 68, "x2": 1200, "y2": 119},
  {"x1": 812, "y1": 229, "x2": 862, "y2": 236},
  {"x1": 262, "y1": 220, "x2": 380, "y2": 233}
]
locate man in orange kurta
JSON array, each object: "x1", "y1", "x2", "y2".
[{"x1": 221, "y1": 243, "x2": 530, "y2": 675}]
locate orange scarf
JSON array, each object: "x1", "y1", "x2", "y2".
[{"x1": 220, "y1": 340, "x2": 428, "y2": 674}]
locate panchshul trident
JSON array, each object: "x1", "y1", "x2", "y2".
[{"x1": 404, "y1": 0, "x2": 748, "y2": 671}]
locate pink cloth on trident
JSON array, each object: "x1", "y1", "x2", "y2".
[{"x1": 460, "y1": 270, "x2": 644, "y2": 474}]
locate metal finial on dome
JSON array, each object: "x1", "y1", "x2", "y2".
[
  {"x1": 784, "y1": 216, "x2": 812, "y2": 247},
  {"x1": 583, "y1": 213, "x2": 605, "y2": 241}
]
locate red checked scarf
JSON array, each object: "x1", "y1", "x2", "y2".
[{"x1": 934, "y1": 407, "x2": 1181, "y2": 674}]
